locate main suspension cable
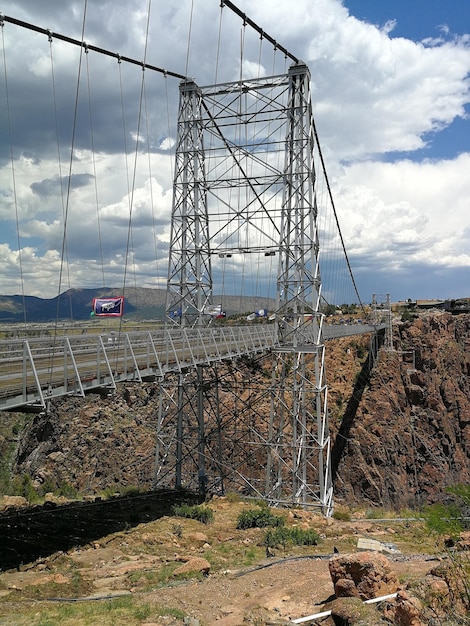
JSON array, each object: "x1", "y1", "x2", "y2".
[
  {"x1": 0, "y1": 13, "x2": 187, "y2": 80},
  {"x1": 220, "y1": 0, "x2": 299, "y2": 64}
]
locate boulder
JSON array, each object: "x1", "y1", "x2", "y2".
[
  {"x1": 187, "y1": 532, "x2": 209, "y2": 546},
  {"x1": 390, "y1": 590, "x2": 424, "y2": 626},
  {"x1": 329, "y1": 551, "x2": 399, "y2": 600},
  {"x1": 456, "y1": 530, "x2": 470, "y2": 551},
  {"x1": 329, "y1": 596, "x2": 388, "y2": 625},
  {"x1": 0, "y1": 496, "x2": 28, "y2": 510},
  {"x1": 172, "y1": 557, "x2": 211, "y2": 577}
]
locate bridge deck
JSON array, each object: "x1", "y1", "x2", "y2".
[{"x1": 0, "y1": 323, "x2": 382, "y2": 411}]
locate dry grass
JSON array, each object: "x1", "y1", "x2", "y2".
[{"x1": 0, "y1": 498, "x2": 445, "y2": 625}]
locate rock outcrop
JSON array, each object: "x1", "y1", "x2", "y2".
[
  {"x1": 7, "y1": 312, "x2": 470, "y2": 510},
  {"x1": 13, "y1": 386, "x2": 161, "y2": 493},
  {"x1": 328, "y1": 551, "x2": 399, "y2": 600},
  {"x1": 333, "y1": 312, "x2": 470, "y2": 509}
]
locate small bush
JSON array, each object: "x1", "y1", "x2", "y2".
[
  {"x1": 263, "y1": 526, "x2": 320, "y2": 549},
  {"x1": 172, "y1": 503, "x2": 214, "y2": 524},
  {"x1": 237, "y1": 507, "x2": 285, "y2": 530},
  {"x1": 225, "y1": 492, "x2": 242, "y2": 503},
  {"x1": 11, "y1": 474, "x2": 40, "y2": 503},
  {"x1": 422, "y1": 502, "x2": 463, "y2": 539},
  {"x1": 56, "y1": 480, "x2": 78, "y2": 499},
  {"x1": 365, "y1": 507, "x2": 389, "y2": 519},
  {"x1": 332, "y1": 508, "x2": 351, "y2": 521}
]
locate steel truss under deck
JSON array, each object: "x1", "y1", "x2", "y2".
[{"x1": 157, "y1": 62, "x2": 333, "y2": 514}]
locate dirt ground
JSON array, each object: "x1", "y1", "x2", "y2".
[
  {"x1": 146, "y1": 553, "x2": 436, "y2": 625},
  {"x1": 0, "y1": 496, "x2": 442, "y2": 625}
]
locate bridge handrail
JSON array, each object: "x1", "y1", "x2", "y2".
[{"x1": 0, "y1": 322, "x2": 384, "y2": 411}]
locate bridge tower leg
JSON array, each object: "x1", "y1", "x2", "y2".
[
  {"x1": 266, "y1": 62, "x2": 333, "y2": 514},
  {"x1": 155, "y1": 78, "x2": 215, "y2": 496},
  {"x1": 165, "y1": 79, "x2": 213, "y2": 328}
]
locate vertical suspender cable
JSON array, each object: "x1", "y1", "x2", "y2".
[
  {"x1": 143, "y1": 78, "x2": 161, "y2": 284},
  {"x1": 237, "y1": 25, "x2": 247, "y2": 315},
  {"x1": 1, "y1": 18, "x2": 26, "y2": 326},
  {"x1": 211, "y1": 4, "x2": 226, "y2": 311},
  {"x1": 163, "y1": 73, "x2": 174, "y2": 182},
  {"x1": 49, "y1": 33, "x2": 73, "y2": 303},
  {"x1": 46, "y1": 0, "x2": 89, "y2": 386},
  {"x1": 118, "y1": 0, "x2": 153, "y2": 338},
  {"x1": 184, "y1": 0, "x2": 195, "y2": 78},
  {"x1": 55, "y1": 0, "x2": 89, "y2": 324},
  {"x1": 85, "y1": 46, "x2": 106, "y2": 289}
]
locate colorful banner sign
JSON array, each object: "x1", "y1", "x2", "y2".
[{"x1": 92, "y1": 297, "x2": 124, "y2": 317}]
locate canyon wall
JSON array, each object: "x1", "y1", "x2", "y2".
[{"x1": 8, "y1": 312, "x2": 470, "y2": 510}]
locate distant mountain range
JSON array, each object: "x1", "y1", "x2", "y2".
[{"x1": 0, "y1": 288, "x2": 276, "y2": 323}]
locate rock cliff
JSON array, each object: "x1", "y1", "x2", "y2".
[
  {"x1": 333, "y1": 312, "x2": 470, "y2": 509},
  {"x1": 7, "y1": 312, "x2": 470, "y2": 510}
]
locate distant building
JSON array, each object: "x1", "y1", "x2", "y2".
[{"x1": 392, "y1": 298, "x2": 470, "y2": 314}]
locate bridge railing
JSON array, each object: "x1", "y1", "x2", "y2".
[
  {"x1": 0, "y1": 322, "x2": 383, "y2": 411},
  {"x1": 0, "y1": 325, "x2": 281, "y2": 411}
]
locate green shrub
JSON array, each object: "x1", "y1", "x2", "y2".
[
  {"x1": 365, "y1": 507, "x2": 388, "y2": 519},
  {"x1": 422, "y1": 502, "x2": 463, "y2": 539},
  {"x1": 263, "y1": 526, "x2": 320, "y2": 549},
  {"x1": 332, "y1": 508, "x2": 351, "y2": 521},
  {"x1": 237, "y1": 507, "x2": 285, "y2": 529},
  {"x1": 38, "y1": 478, "x2": 57, "y2": 496},
  {"x1": 225, "y1": 492, "x2": 242, "y2": 503},
  {"x1": 448, "y1": 484, "x2": 470, "y2": 509},
  {"x1": 11, "y1": 474, "x2": 40, "y2": 503},
  {"x1": 171, "y1": 503, "x2": 214, "y2": 524},
  {"x1": 57, "y1": 480, "x2": 79, "y2": 499}
]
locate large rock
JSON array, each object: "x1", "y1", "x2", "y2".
[
  {"x1": 0, "y1": 495, "x2": 28, "y2": 510},
  {"x1": 172, "y1": 557, "x2": 211, "y2": 577},
  {"x1": 329, "y1": 551, "x2": 399, "y2": 600},
  {"x1": 329, "y1": 597, "x2": 389, "y2": 625},
  {"x1": 392, "y1": 590, "x2": 424, "y2": 626}
]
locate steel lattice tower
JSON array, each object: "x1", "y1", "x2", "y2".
[
  {"x1": 267, "y1": 63, "x2": 332, "y2": 513},
  {"x1": 165, "y1": 80, "x2": 212, "y2": 327},
  {"x1": 157, "y1": 62, "x2": 333, "y2": 513}
]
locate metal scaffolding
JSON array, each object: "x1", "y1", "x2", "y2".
[{"x1": 157, "y1": 62, "x2": 333, "y2": 513}]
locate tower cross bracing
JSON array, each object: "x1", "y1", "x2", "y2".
[{"x1": 160, "y1": 61, "x2": 333, "y2": 513}]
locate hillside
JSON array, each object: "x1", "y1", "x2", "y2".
[
  {"x1": 0, "y1": 288, "x2": 276, "y2": 323},
  {"x1": 0, "y1": 493, "x2": 452, "y2": 625}
]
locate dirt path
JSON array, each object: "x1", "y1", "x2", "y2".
[
  {"x1": 0, "y1": 549, "x2": 438, "y2": 625},
  {"x1": 144, "y1": 555, "x2": 437, "y2": 625},
  {"x1": 0, "y1": 495, "x2": 442, "y2": 625}
]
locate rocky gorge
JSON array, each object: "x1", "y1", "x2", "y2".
[
  {"x1": 1, "y1": 311, "x2": 469, "y2": 512},
  {"x1": 0, "y1": 311, "x2": 468, "y2": 510},
  {"x1": 0, "y1": 311, "x2": 470, "y2": 624}
]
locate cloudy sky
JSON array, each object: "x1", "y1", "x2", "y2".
[{"x1": 0, "y1": 0, "x2": 469, "y2": 305}]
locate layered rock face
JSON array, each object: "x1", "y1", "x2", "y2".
[
  {"x1": 13, "y1": 386, "x2": 161, "y2": 493},
  {"x1": 10, "y1": 312, "x2": 470, "y2": 509},
  {"x1": 334, "y1": 312, "x2": 470, "y2": 509}
]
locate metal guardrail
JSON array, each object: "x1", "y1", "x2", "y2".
[{"x1": 0, "y1": 323, "x2": 383, "y2": 411}]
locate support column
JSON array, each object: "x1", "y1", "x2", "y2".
[
  {"x1": 267, "y1": 62, "x2": 333, "y2": 514},
  {"x1": 165, "y1": 79, "x2": 213, "y2": 328}
]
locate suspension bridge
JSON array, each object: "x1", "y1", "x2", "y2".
[{"x1": 0, "y1": 2, "x2": 390, "y2": 514}]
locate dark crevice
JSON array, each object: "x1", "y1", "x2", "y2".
[{"x1": 331, "y1": 332, "x2": 383, "y2": 482}]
